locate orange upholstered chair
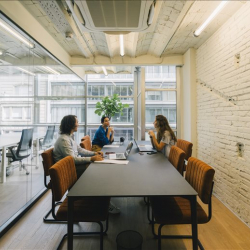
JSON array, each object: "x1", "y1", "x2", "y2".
[
  {"x1": 168, "y1": 146, "x2": 186, "y2": 175},
  {"x1": 41, "y1": 148, "x2": 64, "y2": 223},
  {"x1": 150, "y1": 157, "x2": 215, "y2": 250},
  {"x1": 176, "y1": 139, "x2": 193, "y2": 172},
  {"x1": 49, "y1": 156, "x2": 110, "y2": 250},
  {"x1": 147, "y1": 146, "x2": 186, "y2": 223},
  {"x1": 80, "y1": 135, "x2": 92, "y2": 151}
]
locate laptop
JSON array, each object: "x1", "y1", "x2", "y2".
[
  {"x1": 108, "y1": 141, "x2": 133, "y2": 160},
  {"x1": 134, "y1": 139, "x2": 157, "y2": 153}
]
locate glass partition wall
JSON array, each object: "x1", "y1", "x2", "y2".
[{"x1": 0, "y1": 13, "x2": 75, "y2": 234}]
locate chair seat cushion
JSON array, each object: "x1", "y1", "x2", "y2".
[
  {"x1": 56, "y1": 197, "x2": 110, "y2": 222},
  {"x1": 150, "y1": 196, "x2": 209, "y2": 224}
]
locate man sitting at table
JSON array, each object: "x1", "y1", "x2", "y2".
[
  {"x1": 92, "y1": 116, "x2": 114, "y2": 152},
  {"x1": 53, "y1": 115, "x2": 103, "y2": 179}
]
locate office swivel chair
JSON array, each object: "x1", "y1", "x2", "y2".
[
  {"x1": 6, "y1": 128, "x2": 33, "y2": 175},
  {"x1": 39, "y1": 125, "x2": 55, "y2": 151}
]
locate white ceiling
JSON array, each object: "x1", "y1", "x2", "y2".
[{"x1": 0, "y1": 0, "x2": 246, "y2": 75}]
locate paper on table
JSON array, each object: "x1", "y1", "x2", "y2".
[
  {"x1": 94, "y1": 159, "x2": 129, "y2": 165},
  {"x1": 103, "y1": 145, "x2": 120, "y2": 148}
]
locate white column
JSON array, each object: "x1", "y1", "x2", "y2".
[{"x1": 181, "y1": 48, "x2": 197, "y2": 156}]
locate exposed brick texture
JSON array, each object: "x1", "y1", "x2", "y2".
[{"x1": 196, "y1": 3, "x2": 250, "y2": 225}]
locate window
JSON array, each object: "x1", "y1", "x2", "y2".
[
  {"x1": 15, "y1": 84, "x2": 33, "y2": 95},
  {"x1": 50, "y1": 104, "x2": 85, "y2": 123},
  {"x1": 145, "y1": 66, "x2": 177, "y2": 132},
  {"x1": 2, "y1": 106, "x2": 32, "y2": 121},
  {"x1": 51, "y1": 82, "x2": 85, "y2": 96},
  {"x1": 87, "y1": 78, "x2": 134, "y2": 124}
]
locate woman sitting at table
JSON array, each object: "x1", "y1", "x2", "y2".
[
  {"x1": 92, "y1": 116, "x2": 114, "y2": 152},
  {"x1": 148, "y1": 115, "x2": 177, "y2": 158}
]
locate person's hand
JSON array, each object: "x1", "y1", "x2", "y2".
[
  {"x1": 95, "y1": 151, "x2": 103, "y2": 157},
  {"x1": 91, "y1": 155, "x2": 103, "y2": 162},
  {"x1": 148, "y1": 130, "x2": 155, "y2": 137},
  {"x1": 109, "y1": 127, "x2": 114, "y2": 133}
]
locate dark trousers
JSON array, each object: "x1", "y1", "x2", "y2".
[{"x1": 75, "y1": 163, "x2": 89, "y2": 179}]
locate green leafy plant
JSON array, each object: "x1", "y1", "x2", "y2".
[{"x1": 95, "y1": 94, "x2": 129, "y2": 119}]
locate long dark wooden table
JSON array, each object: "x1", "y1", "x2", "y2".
[{"x1": 67, "y1": 142, "x2": 198, "y2": 249}]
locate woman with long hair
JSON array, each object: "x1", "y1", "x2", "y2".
[{"x1": 148, "y1": 115, "x2": 177, "y2": 158}]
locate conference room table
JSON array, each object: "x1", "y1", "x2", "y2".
[
  {"x1": 0, "y1": 132, "x2": 44, "y2": 183},
  {"x1": 67, "y1": 141, "x2": 198, "y2": 250}
]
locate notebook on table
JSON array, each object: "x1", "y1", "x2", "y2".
[
  {"x1": 108, "y1": 141, "x2": 133, "y2": 160},
  {"x1": 134, "y1": 139, "x2": 157, "y2": 153}
]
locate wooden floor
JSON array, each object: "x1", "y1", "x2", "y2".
[
  {"x1": 0, "y1": 158, "x2": 44, "y2": 226},
  {"x1": 0, "y1": 192, "x2": 250, "y2": 250}
]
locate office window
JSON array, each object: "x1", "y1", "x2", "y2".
[
  {"x1": 145, "y1": 65, "x2": 176, "y2": 80},
  {"x1": 50, "y1": 104, "x2": 85, "y2": 123},
  {"x1": 2, "y1": 106, "x2": 31, "y2": 121},
  {"x1": 51, "y1": 82, "x2": 85, "y2": 96},
  {"x1": 15, "y1": 84, "x2": 33, "y2": 95},
  {"x1": 145, "y1": 66, "x2": 177, "y2": 132},
  {"x1": 87, "y1": 78, "x2": 134, "y2": 124},
  {"x1": 87, "y1": 128, "x2": 134, "y2": 141}
]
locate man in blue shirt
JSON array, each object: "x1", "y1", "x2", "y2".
[
  {"x1": 92, "y1": 116, "x2": 114, "y2": 152},
  {"x1": 91, "y1": 116, "x2": 120, "y2": 214}
]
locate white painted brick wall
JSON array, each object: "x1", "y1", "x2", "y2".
[{"x1": 196, "y1": 2, "x2": 250, "y2": 225}]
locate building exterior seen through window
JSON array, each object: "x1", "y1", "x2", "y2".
[{"x1": 0, "y1": 66, "x2": 177, "y2": 141}]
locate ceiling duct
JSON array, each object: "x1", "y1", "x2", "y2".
[{"x1": 66, "y1": 0, "x2": 154, "y2": 32}]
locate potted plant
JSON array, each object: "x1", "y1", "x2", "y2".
[{"x1": 95, "y1": 94, "x2": 129, "y2": 119}]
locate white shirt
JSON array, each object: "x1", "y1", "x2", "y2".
[{"x1": 160, "y1": 130, "x2": 176, "y2": 158}]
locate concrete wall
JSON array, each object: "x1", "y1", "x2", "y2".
[{"x1": 196, "y1": 2, "x2": 250, "y2": 225}]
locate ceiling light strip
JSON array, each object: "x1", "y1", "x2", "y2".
[
  {"x1": 40, "y1": 66, "x2": 60, "y2": 75},
  {"x1": 119, "y1": 35, "x2": 125, "y2": 56},
  {"x1": 194, "y1": 1, "x2": 228, "y2": 37},
  {"x1": 102, "y1": 66, "x2": 108, "y2": 76},
  {"x1": 17, "y1": 67, "x2": 36, "y2": 76},
  {"x1": 0, "y1": 19, "x2": 35, "y2": 48}
]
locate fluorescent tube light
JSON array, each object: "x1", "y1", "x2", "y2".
[
  {"x1": 17, "y1": 67, "x2": 36, "y2": 76},
  {"x1": 147, "y1": 3, "x2": 155, "y2": 25},
  {"x1": 119, "y1": 35, "x2": 124, "y2": 56},
  {"x1": 40, "y1": 66, "x2": 60, "y2": 75},
  {"x1": 31, "y1": 51, "x2": 43, "y2": 59},
  {"x1": 0, "y1": 19, "x2": 35, "y2": 48},
  {"x1": 5, "y1": 52, "x2": 20, "y2": 59},
  {"x1": 194, "y1": 1, "x2": 228, "y2": 37},
  {"x1": 102, "y1": 66, "x2": 108, "y2": 76}
]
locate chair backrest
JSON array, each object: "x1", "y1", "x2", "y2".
[
  {"x1": 81, "y1": 135, "x2": 91, "y2": 142},
  {"x1": 168, "y1": 146, "x2": 186, "y2": 174},
  {"x1": 80, "y1": 139, "x2": 92, "y2": 151},
  {"x1": 41, "y1": 148, "x2": 55, "y2": 177},
  {"x1": 176, "y1": 139, "x2": 193, "y2": 161},
  {"x1": 80, "y1": 135, "x2": 92, "y2": 151},
  {"x1": 42, "y1": 125, "x2": 55, "y2": 147},
  {"x1": 16, "y1": 128, "x2": 33, "y2": 157},
  {"x1": 49, "y1": 156, "x2": 77, "y2": 202},
  {"x1": 185, "y1": 157, "x2": 215, "y2": 204}
]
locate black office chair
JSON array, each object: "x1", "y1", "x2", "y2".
[
  {"x1": 6, "y1": 128, "x2": 33, "y2": 175},
  {"x1": 39, "y1": 126, "x2": 55, "y2": 151}
]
